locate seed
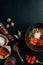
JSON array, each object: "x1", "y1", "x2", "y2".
[
  {"x1": 6, "y1": 18, "x2": 11, "y2": 22},
  {"x1": 6, "y1": 24, "x2": 10, "y2": 29},
  {"x1": 11, "y1": 22, "x2": 14, "y2": 27}
]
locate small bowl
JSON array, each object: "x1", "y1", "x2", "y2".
[{"x1": 25, "y1": 23, "x2": 43, "y2": 52}]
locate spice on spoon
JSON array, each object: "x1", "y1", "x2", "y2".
[{"x1": 13, "y1": 45, "x2": 24, "y2": 63}]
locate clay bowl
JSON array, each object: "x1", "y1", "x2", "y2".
[{"x1": 25, "y1": 23, "x2": 43, "y2": 52}]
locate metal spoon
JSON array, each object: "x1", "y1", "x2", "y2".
[{"x1": 13, "y1": 45, "x2": 24, "y2": 63}]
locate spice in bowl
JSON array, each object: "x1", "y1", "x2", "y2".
[{"x1": 13, "y1": 45, "x2": 24, "y2": 63}]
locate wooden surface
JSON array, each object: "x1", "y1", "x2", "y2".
[{"x1": 0, "y1": 0, "x2": 43, "y2": 65}]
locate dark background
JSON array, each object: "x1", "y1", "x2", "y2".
[{"x1": 0, "y1": 0, "x2": 43, "y2": 65}]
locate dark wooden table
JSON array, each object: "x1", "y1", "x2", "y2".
[{"x1": 0, "y1": 0, "x2": 43, "y2": 65}]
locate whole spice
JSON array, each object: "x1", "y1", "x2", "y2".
[
  {"x1": 6, "y1": 18, "x2": 11, "y2": 22},
  {"x1": 11, "y1": 22, "x2": 14, "y2": 27},
  {"x1": 6, "y1": 24, "x2": 10, "y2": 29}
]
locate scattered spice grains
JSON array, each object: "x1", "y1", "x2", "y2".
[
  {"x1": 13, "y1": 45, "x2": 19, "y2": 52},
  {"x1": 25, "y1": 54, "x2": 43, "y2": 65},
  {"x1": 11, "y1": 22, "x2": 14, "y2": 27},
  {"x1": 6, "y1": 24, "x2": 10, "y2": 29},
  {"x1": 6, "y1": 18, "x2": 11, "y2": 22}
]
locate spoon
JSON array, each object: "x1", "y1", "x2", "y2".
[{"x1": 13, "y1": 45, "x2": 24, "y2": 63}]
